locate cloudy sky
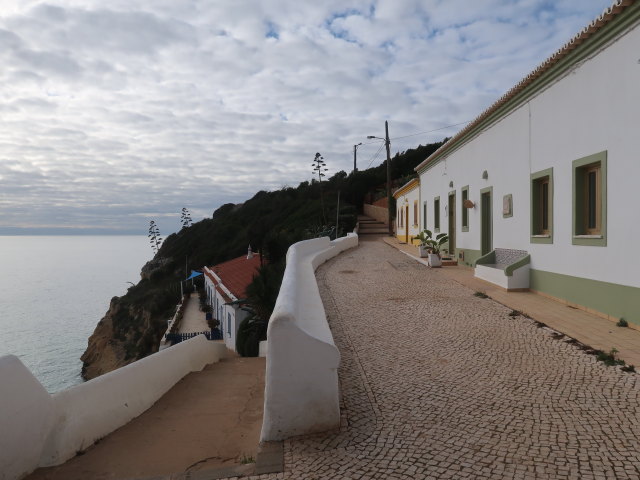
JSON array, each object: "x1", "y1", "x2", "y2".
[{"x1": 0, "y1": 0, "x2": 612, "y2": 235}]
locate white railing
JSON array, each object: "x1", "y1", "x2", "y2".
[
  {"x1": 0, "y1": 336, "x2": 226, "y2": 480},
  {"x1": 260, "y1": 233, "x2": 358, "y2": 441}
]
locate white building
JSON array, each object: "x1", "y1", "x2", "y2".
[
  {"x1": 416, "y1": 2, "x2": 640, "y2": 326},
  {"x1": 393, "y1": 178, "x2": 421, "y2": 244},
  {"x1": 204, "y1": 248, "x2": 262, "y2": 351}
]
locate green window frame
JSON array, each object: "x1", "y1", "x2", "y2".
[
  {"x1": 423, "y1": 201, "x2": 427, "y2": 231},
  {"x1": 434, "y1": 196, "x2": 440, "y2": 232},
  {"x1": 530, "y1": 167, "x2": 553, "y2": 244},
  {"x1": 461, "y1": 185, "x2": 469, "y2": 232},
  {"x1": 572, "y1": 151, "x2": 607, "y2": 246}
]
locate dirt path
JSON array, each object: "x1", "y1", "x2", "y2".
[{"x1": 27, "y1": 356, "x2": 265, "y2": 480}]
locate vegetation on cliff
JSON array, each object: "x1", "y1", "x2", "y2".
[{"x1": 81, "y1": 140, "x2": 444, "y2": 378}]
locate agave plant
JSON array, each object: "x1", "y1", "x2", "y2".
[{"x1": 414, "y1": 229, "x2": 449, "y2": 256}]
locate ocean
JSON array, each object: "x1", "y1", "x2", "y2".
[{"x1": 0, "y1": 236, "x2": 151, "y2": 393}]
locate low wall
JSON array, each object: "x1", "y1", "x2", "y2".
[
  {"x1": 261, "y1": 233, "x2": 358, "y2": 441},
  {"x1": 0, "y1": 336, "x2": 226, "y2": 480},
  {"x1": 363, "y1": 203, "x2": 388, "y2": 224}
]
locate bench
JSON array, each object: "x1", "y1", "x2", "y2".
[{"x1": 474, "y1": 248, "x2": 530, "y2": 291}]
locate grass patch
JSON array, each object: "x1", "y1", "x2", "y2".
[
  {"x1": 508, "y1": 309, "x2": 521, "y2": 318},
  {"x1": 596, "y1": 347, "x2": 625, "y2": 367},
  {"x1": 474, "y1": 291, "x2": 489, "y2": 299},
  {"x1": 240, "y1": 454, "x2": 255, "y2": 464},
  {"x1": 617, "y1": 318, "x2": 629, "y2": 328}
]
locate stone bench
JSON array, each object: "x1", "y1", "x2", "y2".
[{"x1": 474, "y1": 248, "x2": 530, "y2": 291}]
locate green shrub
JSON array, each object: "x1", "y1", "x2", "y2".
[{"x1": 617, "y1": 318, "x2": 629, "y2": 327}]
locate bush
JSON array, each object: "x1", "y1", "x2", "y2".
[{"x1": 236, "y1": 315, "x2": 267, "y2": 357}]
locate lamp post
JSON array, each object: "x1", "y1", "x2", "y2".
[
  {"x1": 353, "y1": 142, "x2": 362, "y2": 174},
  {"x1": 367, "y1": 120, "x2": 392, "y2": 236}
]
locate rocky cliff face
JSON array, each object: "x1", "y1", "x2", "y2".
[{"x1": 81, "y1": 258, "x2": 175, "y2": 381}]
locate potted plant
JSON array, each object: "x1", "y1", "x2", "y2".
[
  {"x1": 413, "y1": 230, "x2": 431, "y2": 258},
  {"x1": 415, "y1": 229, "x2": 449, "y2": 267}
]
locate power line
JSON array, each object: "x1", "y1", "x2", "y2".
[
  {"x1": 358, "y1": 119, "x2": 471, "y2": 169},
  {"x1": 365, "y1": 143, "x2": 385, "y2": 169},
  {"x1": 390, "y1": 121, "x2": 472, "y2": 141}
]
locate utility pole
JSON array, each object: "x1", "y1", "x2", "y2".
[
  {"x1": 367, "y1": 121, "x2": 393, "y2": 236},
  {"x1": 385, "y1": 121, "x2": 392, "y2": 236},
  {"x1": 353, "y1": 142, "x2": 362, "y2": 174}
]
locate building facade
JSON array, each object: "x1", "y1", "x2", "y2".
[
  {"x1": 393, "y1": 178, "x2": 421, "y2": 244},
  {"x1": 416, "y1": 2, "x2": 640, "y2": 326},
  {"x1": 204, "y1": 248, "x2": 262, "y2": 351}
]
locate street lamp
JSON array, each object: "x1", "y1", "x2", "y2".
[
  {"x1": 367, "y1": 120, "x2": 392, "y2": 236},
  {"x1": 353, "y1": 142, "x2": 362, "y2": 174}
]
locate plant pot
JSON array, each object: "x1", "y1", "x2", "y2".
[
  {"x1": 428, "y1": 253, "x2": 442, "y2": 268},
  {"x1": 418, "y1": 245, "x2": 429, "y2": 258}
]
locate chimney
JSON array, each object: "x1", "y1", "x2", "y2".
[{"x1": 247, "y1": 245, "x2": 254, "y2": 260}]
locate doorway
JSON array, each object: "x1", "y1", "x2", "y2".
[
  {"x1": 481, "y1": 187, "x2": 493, "y2": 255},
  {"x1": 448, "y1": 192, "x2": 456, "y2": 257},
  {"x1": 405, "y1": 205, "x2": 409, "y2": 243}
]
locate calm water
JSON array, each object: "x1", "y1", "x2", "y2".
[{"x1": 0, "y1": 236, "x2": 151, "y2": 393}]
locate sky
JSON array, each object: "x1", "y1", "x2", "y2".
[{"x1": 0, "y1": 0, "x2": 613, "y2": 235}]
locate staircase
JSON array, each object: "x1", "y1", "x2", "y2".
[{"x1": 357, "y1": 215, "x2": 390, "y2": 236}]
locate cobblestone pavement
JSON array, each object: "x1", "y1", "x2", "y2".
[{"x1": 245, "y1": 239, "x2": 640, "y2": 480}]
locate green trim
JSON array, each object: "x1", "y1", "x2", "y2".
[
  {"x1": 476, "y1": 250, "x2": 495, "y2": 266},
  {"x1": 572, "y1": 151, "x2": 607, "y2": 247},
  {"x1": 530, "y1": 269, "x2": 640, "y2": 327},
  {"x1": 422, "y1": 201, "x2": 427, "y2": 232},
  {"x1": 503, "y1": 194, "x2": 513, "y2": 218},
  {"x1": 434, "y1": 196, "x2": 440, "y2": 232},
  {"x1": 530, "y1": 167, "x2": 553, "y2": 244},
  {"x1": 415, "y1": 4, "x2": 640, "y2": 176},
  {"x1": 461, "y1": 185, "x2": 470, "y2": 231},
  {"x1": 480, "y1": 186, "x2": 493, "y2": 255},
  {"x1": 504, "y1": 254, "x2": 530, "y2": 277}
]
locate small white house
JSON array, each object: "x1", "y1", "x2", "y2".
[
  {"x1": 416, "y1": 1, "x2": 640, "y2": 326},
  {"x1": 393, "y1": 178, "x2": 421, "y2": 244},
  {"x1": 204, "y1": 248, "x2": 262, "y2": 351}
]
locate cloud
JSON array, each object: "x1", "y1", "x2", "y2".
[{"x1": 0, "y1": 0, "x2": 613, "y2": 234}]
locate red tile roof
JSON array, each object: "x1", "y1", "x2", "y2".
[{"x1": 209, "y1": 253, "x2": 262, "y2": 300}]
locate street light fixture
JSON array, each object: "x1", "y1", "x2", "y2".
[{"x1": 366, "y1": 120, "x2": 392, "y2": 236}]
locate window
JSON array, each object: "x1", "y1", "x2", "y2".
[
  {"x1": 413, "y1": 201, "x2": 418, "y2": 226},
  {"x1": 530, "y1": 168, "x2": 553, "y2": 244},
  {"x1": 227, "y1": 313, "x2": 232, "y2": 337},
  {"x1": 573, "y1": 151, "x2": 607, "y2": 246},
  {"x1": 423, "y1": 202, "x2": 427, "y2": 230},
  {"x1": 461, "y1": 186, "x2": 469, "y2": 232},
  {"x1": 434, "y1": 197, "x2": 440, "y2": 231}
]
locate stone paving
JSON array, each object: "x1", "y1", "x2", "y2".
[{"x1": 241, "y1": 238, "x2": 640, "y2": 480}]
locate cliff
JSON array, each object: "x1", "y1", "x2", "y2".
[{"x1": 80, "y1": 140, "x2": 443, "y2": 379}]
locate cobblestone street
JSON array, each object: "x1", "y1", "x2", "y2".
[{"x1": 251, "y1": 238, "x2": 640, "y2": 480}]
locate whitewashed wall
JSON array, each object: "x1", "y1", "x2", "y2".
[
  {"x1": 261, "y1": 233, "x2": 358, "y2": 441},
  {"x1": 0, "y1": 336, "x2": 226, "y2": 480},
  {"x1": 419, "y1": 21, "x2": 640, "y2": 288}
]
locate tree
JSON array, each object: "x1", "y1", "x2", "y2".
[
  {"x1": 180, "y1": 207, "x2": 192, "y2": 229},
  {"x1": 148, "y1": 220, "x2": 163, "y2": 254},
  {"x1": 311, "y1": 152, "x2": 329, "y2": 224}
]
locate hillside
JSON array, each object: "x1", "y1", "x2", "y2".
[{"x1": 81, "y1": 140, "x2": 444, "y2": 378}]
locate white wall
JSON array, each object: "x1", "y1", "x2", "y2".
[
  {"x1": 419, "y1": 21, "x2": 640, "y2": 287},
  {"x1": 396, "y1": 186, "x2": 421, "y2": 240},
  {"x1": 261, "y1": 233, "x2": 358, "y2": 441},
  {"x1": 0, "y1": 336, "x2": 226, "y2": 480}
]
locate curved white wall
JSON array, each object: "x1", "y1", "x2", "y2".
[
  {"x1": 261, "y1": 233, "x2": 358, "y2": 441},
  {"x1": 0, "y1": 336, "x2": 226, "y2": 480}
]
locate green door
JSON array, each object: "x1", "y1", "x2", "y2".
[
  {"x1": 481, "y1": 189, "x2": 492, "y2": 255},
  {"x1": 448, "y1": 192, "x2": 456, "y2": 257}
]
